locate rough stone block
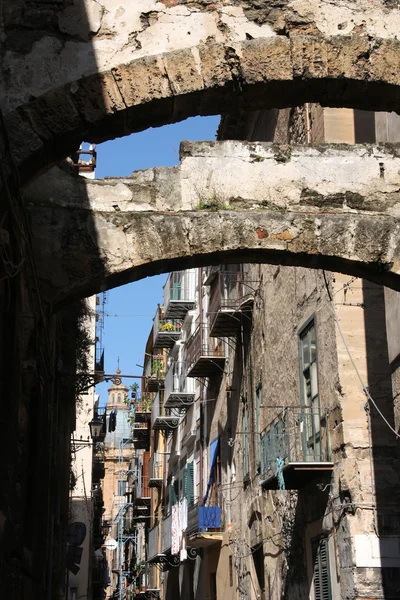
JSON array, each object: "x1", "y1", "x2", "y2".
[
  {"x1": 240, "y1": 37, "x2": 292, "y2": 83},
  {"x1": 163, "y1": 47, "x2": 204, "y2": 96}
]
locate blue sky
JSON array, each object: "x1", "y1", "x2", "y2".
[{"x1": 95, "y1": 116, "x2": 219, "y2": 406}]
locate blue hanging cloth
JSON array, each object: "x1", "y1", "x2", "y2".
[{"x1": 203, "y1": 438, "x2": 220, "y2": 504}]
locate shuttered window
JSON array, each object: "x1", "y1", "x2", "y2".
[
  {"x1": 312, "y1": 537, "x2": 331, "y2": 600},
  {"x1": 118, "y1": 480, "x2": 126, "y2": 496},
  {"x1": 182, "y1": 462, "x2": 194, "y2": 504},
  {"x1": 168, "y1": 483, "x2": 177, "y2": 512}
]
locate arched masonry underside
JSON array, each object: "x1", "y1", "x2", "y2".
[
  {"x1": 4, "y1": 0, "x2": 400, "y2": 183},
  {"x1": 26, "y1": 141, "x2": 400, "y2": 306}
]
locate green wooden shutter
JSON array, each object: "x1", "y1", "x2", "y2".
[
  {"x1": 168, "y1": 484, "x2": 177, "y2": 512},
  {"x1": 182, "y1": 467, "x2": 188, "y2": 499},
  {"x1": 188, "y1": 462, "x2": 194, "y2": 504},
  {"x1": 312, "y1": 537, "x2": 331, "y2": 600}
]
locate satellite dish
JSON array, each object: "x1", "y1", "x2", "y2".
[{"x1": 104, "y1": 537, "x2": 118, "y2": 550}]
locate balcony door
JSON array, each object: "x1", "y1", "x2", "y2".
[{"x1": 299, "y1": 320, "x2": 322, "y2": 461}]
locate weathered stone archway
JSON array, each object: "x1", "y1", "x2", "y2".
[
  {"x1": 27, "y1": 141, "x2": 400, "y2": 306},
  {"x1": 3, "y1": 0, "x2": 400, "y2": 184}
]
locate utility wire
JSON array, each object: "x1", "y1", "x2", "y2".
[{"x1": 323, "y1": 271, "x2": 400, "y2": 440}]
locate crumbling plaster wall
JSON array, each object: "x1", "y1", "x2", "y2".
[
  {"x1": 4, "y1": 1, "x2": 400, "y2": 185},
  {"x1": 3, "y1": 0, "x2": 400, "y2": 114}
]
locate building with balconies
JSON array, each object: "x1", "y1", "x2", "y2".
[
  {"x1": 185, "y1": 318, "x2": 226, "y2": 378},
  {"x1": 153, "y1": 306, "x2": 182, "y2": 349},
  {"x1": 163, "y1": 270, "x2": 196, "y2": 319},
  {"x1": 139, "y1": 227, "x2": 400, "y2": 600}
]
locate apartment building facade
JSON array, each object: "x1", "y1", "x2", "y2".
[{"x1": 123, "y1": 108, "x2": 400, "y2": 600}]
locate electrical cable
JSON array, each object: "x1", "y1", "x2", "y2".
[{"x1": 323, "y1": 271, "x2": 400, "y2": 440}]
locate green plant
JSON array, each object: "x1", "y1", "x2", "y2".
[
  {"x1": 151, "y1": 357, "x2": 164, "y2": 377},
  {"x1": 160, "y1": 322, "x2": 175, "y2": 331}
]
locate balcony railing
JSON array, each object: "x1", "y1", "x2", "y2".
[
  {"x1": 186, "y1": 503, "x2": 222, "y2": 545},
  {"x1": 149, "y1": 453, "x2": 163, "y2": 487},
  {"x1": 134, "y1": 476, "x2": 151, "y2": 507},
  {"x1": 161, "y1": 514, "x2": 172, "y2": 553},
  {"x1": 164, "y1": 363, "x2": 195, "y2": 409},
  {"x1": 153, "y1": 309, "x2": 182, "y2": 349},
  {"x1": 260, "y1": 405, "x2": 333, "y2": 490},
  {"x1": 131, "y1": 397, "x2": 152, "y2": 429},
  {"x1": 186, "y1": 321, "x2": 226, "y2": 377},
  {"x1": 164, "y1": 271, "x2": 196, "y2": 319},
  {"x1": 145, "y1": 354, "x2": 166, "y2": 392},
  {"x1": 151, "y1": 392, "x2": 179, "y2": 431},
  {"x1": 148, "y1": 524, "x2": 160, "y2": 562},
  {"x1": 208, "y1": 271, "x2": 256, "y2": 337}
]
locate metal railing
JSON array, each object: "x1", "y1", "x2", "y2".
[
  {"x1": 164, "y1": 270, "x2": 195, "y2": 309},
  {"x1": 135, "y1": 475, "x2": 151, "y2": 500},
  {"x1": 148, "y1": 524, "x2": 160, "y2": 561},
  {"x1": 151, "y1": 392, "x2": 163, "y2": 424},
  {"x1": 260, "y1": 406, "x2": 330, "y2": 480},
  {"x1": 208, "y1": 271, "x2": 257, "y2": 326},
  {"x1": 153, "y1": 308, "x2": 182, "y2": 345},
  {"x1": 187, "y1": 503, "x2": 221, "y2": 536},
  {"x1": 95, "y1": 347, "x2": 104, "y2": 373},
  {"x1": 144, "y1": 353, "x2": 166, "y2": 379},
  {"x1": 186, "y1": 321, "x2": 225, "y2": 369},
  {"x1": 161, "y1": 514, "x2": 172, "y2": 553},
  {"x1": 164, "y1": 362, "x2": 195, "y2": 398},
  {"x1": 149, "y1": 453, "x2": 163, "y2": 481}
]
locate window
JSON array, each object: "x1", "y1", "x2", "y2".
[
  {"x1": 182, "y1": 462, "x2": 194, "y2": 504},
  {"x1": 299, "y1": 320, "x2": 318, "y2": 409},
  {"x1": 117, "y1": 393, "x2": 121, "y2": 404},
  {"x1": 168, "y1": 481, "x2": 179, "y2": 512},
  {"x1": 118, "y1": 480, "x2": 126, "y2": 496},
  {"x1": 299, "y1": 320, "x2": 322, "y2": 461},
  {"x1": 255, "y1": 383, "x2": 262, "y2": 472},
  {"x1": 252, "y1": 543, "x2": 265, "y2": 594},
  {"x1": 242, "y1": 399, "x2": 249, "y2": 481},
  {"x1": 312, "y1": 537, "x2": 332, "y2": 600}
]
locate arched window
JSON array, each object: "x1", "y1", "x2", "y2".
[{"x1": 117, "y1": 394, "x2": 121, "y2": 404}]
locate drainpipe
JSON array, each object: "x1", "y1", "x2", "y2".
[
  {"x1": 199, "y1": 267, "x2": 204, "y2": 501},
  {"x1": 226, "y1": 389, "x2": 232, "y2": 531}
]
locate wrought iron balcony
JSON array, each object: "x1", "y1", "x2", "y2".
[
  {"x1": 133, "y1": 476, "x2": 151, "y2": 508},
  {"x1": 151, "y1": 392, "x2": 179, "y2": 432},
  {"x1": 149, "y1": 453, "x2": 163, "y2": 488},
  {"x1": 186, "y1": 503, "x2": 223, "y2": 547},
  {"x1": 260, "y1": 405, "x2": 333, "y2": 490},
  {"x1": 164, "y1": 363, "x2": 195, "y2": 410},
  {"x1": 161, "y1": 514, "x2": 172, "y2": 553},
  {"x1": 164, "y1": 270, "x2": 196, "y2": 319},
  {"x1": 132, "y1": 397, "x2": 152, "y2": 421},
  {"x1": 148, "y1": 524, "x2": 161, "y2": 562},
  {"x1": 208, "y1": 271, "x2": 256, "y2": 337},
  {"x1": 95, "y1": 347, "x2": 104, "y2": 381},
  {"x1": 153, "y1": 309, "x2": 182, "y2": 349},
  {"x1": 145, "y1": 354, "x2": 166, "y2": 392},
  {"x1": 186, "y1": 321, "x2": 226, "y2": 377}
]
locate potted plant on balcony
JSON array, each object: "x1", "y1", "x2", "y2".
[
  {"x1": 160, "y1": 322, "x2": 175, "y2": 331},
  {"x1": 130, "y1": 382, "x2": 139, "y2": 401}
]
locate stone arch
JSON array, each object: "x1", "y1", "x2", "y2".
[
  {"x1": 27, "y1": 141, "x2": 400, "y2": 306},
  {"x1": 6, "y1": 33, "x2": 400, "y2": 185}
]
